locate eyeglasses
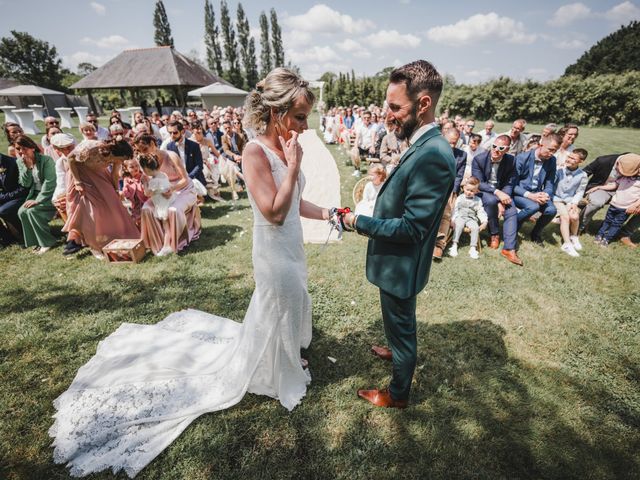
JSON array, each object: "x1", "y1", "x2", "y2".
[
  {"x1": 466, "y1": 124, "x2": 475, "y2": 128},
  {"x1": 491, "y1": 144, "x2": 509, "y2": 152},
  {"x1": 168, "y1": 130, "x2": 180, "y2": 136},
  {"x1": 47, "y1": 120, "x2": 60, "y2": 125}
]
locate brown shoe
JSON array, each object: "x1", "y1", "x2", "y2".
[
  {"x1": 433, "y1": 246, "x2": 443, "y2": 260},
  {"x1": 371, "y1": 345, "x2": 392, "y2": 361},
  {"x1": 620, "y1": 236, "x2": 638, "y2": 248},
  {"x1": 501, "y1": 249, "x2": 523, "y2": 266},
  {"x1": 357, "y1": 388, "x2": 408, "y2": 409},
  {"x1": 489, "y1": 235, "x2": 500, "y2": 249}
]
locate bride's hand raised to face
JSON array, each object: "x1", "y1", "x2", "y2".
[{"x1": 279, "y1": 131, "x2": 302, "y2": 175}]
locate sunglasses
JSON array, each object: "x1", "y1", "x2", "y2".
[
  {"x1": 47, "y1": 120, "x2": 60, "y2": 125},
  {"x1": 491, "y1": 144, "x2": 509, "y2": 152},
  {"x1": 168, "y1": 130, "x2": 180, "y2": 136}
]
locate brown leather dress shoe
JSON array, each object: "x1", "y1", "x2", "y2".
[
  {"x1": 489, "y1": 235, "x2": 500, "y2": 249},
  {"x1": 357, "y1": 388, "x2": 408, "y2": 409},
  {"x1": 501, "y1": 249, "x2": 523, "y2": 266},
  {"x1": 620, "y1": 236, "x2": 638, "y2": 248},
  {"x1": 433, "y1": 246, "x2": 443, "y2": 260},
  {"x1": 371, "y1": 345, "x2": 392, "y2": 361}
]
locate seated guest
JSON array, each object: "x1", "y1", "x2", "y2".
[
  {"x1": 513, "y1": 133, "x2": 561, "y2": 244},
  {"x1": 448, "y1": 177, "x2": 487, "y2": 260},
  {"x1": 4, "y1": 122, "x2": 24, "y2": 158},
  {"x1": 190, "y1": 121, "x2": 223, "y2": 201},
  {"x1": 135, "y1": 133, "x2": 201, "y2": 256},
  {"x1": 40, "y1": 117, "x2": 61, "y2": 149},
  {"x1": 580, "y1": 152, "x2": 638, "y2": 246},
  {"x1": 79, "y1": 122, "x2": 98, "y2": 141},
  {"x1": 86, "y1": 113, "x2": 110, "y2": 141},
  {"x1": 472, "y1": 134, "x2": 521, "y2": 265},
  {"x1": 525, "y1": 134, "x2": 541, "y2": 151},
  {"x1": 478, "y1": 119, "x2": 496, "y2": 149},
  {"x1": 379, "y1": 121, "x2": 407, "y2": 172},
  {"x1": 590, "y1": 154, "x2": 640, "y2": 247},
  {"x1": 166, "y1": 120, "x2": 208, "y2": 198},
  {"x1": 553, "y1": 148, "x2": 588, "y2": 257},
  {"x1": 206, "y1": 117, "x2": 224, "y2": 152},
  {"x1": 14, "y1": 135, "x2": 57, "y2": 254},
  {"x1": 49, "y1": 133, "x2": 75, "y2": 224},
  {"x1": 501, "y1": 119, "x2": 527, "y2": 156},
  {"x1": 555, "y1": 124, "x2": 579, "y2": 168},
  {"x1": 461, "y1": 133, "x2": 484, "y2": 180},
  {"x1": 460, "y1": 119, "x2": 475, "y2": 145},
  {"x1": 121, "y1": 157, "x2": 148, "y2": 228},
  {"x1": 541, "y1": 123, "x2": 557, "y2": 138},
  {"x1": 42, "y1": 125, "x2": 63, "y2": 161},
  {"x1": 349, "y1": 110, "x2": 376, "y2": 177},
  {"x1": 221, "y1": 119, "x2": 247, "y2": 187},
  {"x1": 433, "y1": 128, "x2": 467, "y2": 259},
  {"x1": 64, "y1": 138, "x2": 139, "y2": 259},
  {"x1": 354, "y1": 164, "x2": 386, "y2": 216},
  {"x1": 0, "y1": 152, "x2": 28, "y2": 246}
]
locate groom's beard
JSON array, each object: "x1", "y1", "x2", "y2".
[{"x1": 394, "y1": 103, "x2": 419, "y2": 141}]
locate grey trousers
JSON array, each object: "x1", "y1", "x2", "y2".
[{"x1": 453, "y1": 217, "x2": 479, "y2": 246}]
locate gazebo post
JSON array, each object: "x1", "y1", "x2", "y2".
[{"x1": 86, "y1": 90, "x2": 99, "y2": 116}]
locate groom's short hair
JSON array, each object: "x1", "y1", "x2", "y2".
[{"x1": 389, "y1": 60, "x2": 443, "y2": 106}]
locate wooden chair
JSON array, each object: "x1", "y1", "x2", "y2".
[{"x1": 352, "y1": 176, "x2": 369, "y2": 205}]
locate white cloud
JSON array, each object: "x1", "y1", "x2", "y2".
[
  {"x1": 527, "y1": 68, "x2": 547, "y2": 76},
  {"x1": 426, "y1": 13, "x2": 537, "y2": 45},
  {"x1": 283, "y1": 29, "x2": 313, "y2": 47},
  {"x1": 605, "y1": 1, "x2": 640, "y2": 22},
  {"x1": 548, "y1": 3, "x2": 591, "y2": 27},
  {"x1": 90, "y1": 1, "x2": 105, "y2": 15},
  {"x1": 336, "y1": 38, "x2": 372, "y2": 58},
  {"x1": 63, "y1": 51, "x2": 109, "y2": 69},
  {"x1": 81, "y1": 35, "x2": 131, "y2": 49},
  {"x1": 365, "y1": 30, "x2": 420, "y2": 48},
  {"x1": 287, "y1": 46, "x2": 339, "y2": 64},
  {"x1": 555, "y1": 38, "x2": 586, "y2": 49},
  {"x1": 283, "y1": 4, "x2": 374, "y2": 34}
]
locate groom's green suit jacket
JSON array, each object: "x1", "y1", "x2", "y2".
[{"x1": 355, "y1": 127, "x2": 456, "y2": 299}]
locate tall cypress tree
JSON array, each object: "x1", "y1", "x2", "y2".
[
  {"x1": 270, "y1": 9, "x2": 284, "y2": 67},
  {"x1": 259, "y1": 12, "x2": 272, "y2": 78},
  {"x1": 219, "y1": 0, "x2": 243, "y2": 87},
  {"x1": 153, "y1": 0, "x2": 174, "y2": 48},
  {"x1": 237, "y1": 3, "x2": 259, "y2": 89},
  {"x1": 204, "y1": 0, "x2": 223, "y2": 76}
]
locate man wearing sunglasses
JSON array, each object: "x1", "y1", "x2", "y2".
[
  {"x1": 513, "y1": 133, "x2": 561, "y2": 244},
  {"x1": 165, "y1": 121, "x2": 207, "y2": 189},
  {"x1": 40, "y1": 117, "x2": 60, "y2": 148},
  {"x1": 472, "y1": 134, "x2": 522, "y2": 265}
]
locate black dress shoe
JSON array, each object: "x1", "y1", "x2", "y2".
[
  {"x1": 530, "y1": 235, "x2": 544, "y2": 245},
  {"x1": 63, "y1": 240, "x2": 84, "y2": 255}
]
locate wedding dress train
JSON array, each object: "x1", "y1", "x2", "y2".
[{"x1": 50, "y1": 140, "x2": 312, "y2": 477}]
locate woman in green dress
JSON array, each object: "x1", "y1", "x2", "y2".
[{"x1": 14, "y1": 135, "x2": 58, "y2": 254}]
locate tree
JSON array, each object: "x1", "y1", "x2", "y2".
[
  {"x1": 0, "y1": 31, "x2": 63, "y2": 90},
  {"x1": 204, "y1": 0, "x2": 223, "y2": 76},
  {"x1": 564, "y1": 21, "x2": 640, "y2": 76},
  {"x1": 76, "y1": 62, "x2": 97, "y2": 76},
  {"x1": 259, "y1": 12, "x2": 272, "y2": 78},
  {"x1": 185, "y1": 49, "x2": 205, "y2": 67},
  {"x1": 153, "y1": 0, "x2": 174, "y2": 48},
  {"x1": 270, "y1": 9, "x2": 284, "y2": 67},
  {"x1": 237, "y1": 3, "x2": 259, "y2": 89},
  {"x1": 219, "y1": 0, "x2": 243, "y2": 87}
]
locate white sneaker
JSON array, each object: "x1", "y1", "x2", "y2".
[
  {"x1": 34, "y1": 246, "x2": 51, "y2": 255},
  {"x1": 561, "y1": 242, "x2": 580, "y2": 257},
  {"x1": 570, "y1": 235, "x2": 582, "y2": 250},
  {"x1": 156, "y1": 246, "x2": 174, "y2": 257},
  {"x1": 469, "y1": 247, "x2": 479, "y2": 259},
  {"x1": 448, "y1": 244, "x2": 458, "y2": 257}
]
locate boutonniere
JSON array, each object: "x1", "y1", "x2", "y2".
[{"x1": 0, "y1": 167, "x2": 6, "y2": 174}]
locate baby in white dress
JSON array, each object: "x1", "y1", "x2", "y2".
[{"x1": 139, "y1": 153, "x2": 175, "y2": 220}]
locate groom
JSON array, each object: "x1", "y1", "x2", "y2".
[{"x1": 343, "y1": 60, "x2": 456, "y2": 408}]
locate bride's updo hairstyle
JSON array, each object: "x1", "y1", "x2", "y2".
[{"x1": 243, "y1": 67, "x2": 315, "y2": 134}]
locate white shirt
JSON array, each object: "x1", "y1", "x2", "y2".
[
  {"x1": 408, "y1": 122, "x2": 438, "y2": 146},
  {"x1": 52, "y1": 155, "x2": 68, "y2": 199}
]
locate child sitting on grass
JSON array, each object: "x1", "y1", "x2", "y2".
[
  {"x1": 449, "y1": 176, "x2": 487, "y2": 259},
  {"x1": 553, "y1": 148, "x2": 588, "y2": 257},
  {"x1": 589, "y1": 153, "x2": 640, "y2": 246}
]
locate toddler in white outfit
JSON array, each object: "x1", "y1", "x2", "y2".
[{"x1": 449, "y1": 176, "x2": 488, "y2": 259}]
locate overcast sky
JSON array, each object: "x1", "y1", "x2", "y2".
[{"x1": 1, "y1": 0, "x2": 638, "y2": 84}]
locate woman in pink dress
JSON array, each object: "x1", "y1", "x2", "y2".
[
  {"x1": 63, "y1": 139, "x2": 140, "y2": 259},
  {"x1": 134, "y1": 133, "x2": 201, "y2": 256}
]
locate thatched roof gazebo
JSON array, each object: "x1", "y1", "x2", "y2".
[{"x1": 71, "y1": 46, "x2": 228, "y2": 111}]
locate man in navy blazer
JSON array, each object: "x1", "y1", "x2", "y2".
[
  {"x1": 165, "y1": 121, "x2": 207, "y2": 188},
  {"x1": 513, "y1": 133, "x2": 561, "y2": 243},
  {"x1": 471, "y1": 134, "x2": 522, "y2": 265}
]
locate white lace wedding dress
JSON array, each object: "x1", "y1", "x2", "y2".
[{"x1": 50, "y1": 140, "x2": 312, "y2": 477}]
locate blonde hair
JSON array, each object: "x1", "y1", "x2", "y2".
[
  {"x1": 243, "y1": 67, "x2": 315, "y2": 134},
  {"x1": 369, "y1": 163, "x2": 387, "y2": 181}
]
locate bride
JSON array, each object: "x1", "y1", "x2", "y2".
[{"x1": 50, "y1": 68, "x2": 331, "y2": 477}]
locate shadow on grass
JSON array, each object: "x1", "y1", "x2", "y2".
[
  {"x1": 199, "y1": 202, "x2": 250, "y2": 221},
  {"x1": 178, "y1": 224, "x2": 243, "y2": 256}
]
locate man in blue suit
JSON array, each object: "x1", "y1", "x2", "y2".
[
  {"x1": 513, "y1": 133, "x2": 561, "y2": 243},
  {"x1": 471, "y1": 134, "x2": 522, "y2": 265},
  {"x1": 165, "y1": 121, "x2": 207, "y2": 189}
]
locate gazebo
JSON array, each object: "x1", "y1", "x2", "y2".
[
  {"x1": 71, "y1": 46, "x2": 226, "y2": 112},
  {"x1": 0, "y1": 84, "x2": 67, "y2": 115},
  {"x1": 188, "y1": 82, "x2": 248, "y2": 109}
]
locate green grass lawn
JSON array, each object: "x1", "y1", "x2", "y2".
[{"x1": 1, "y1": 114, "x2": 639, "y2": 479}]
